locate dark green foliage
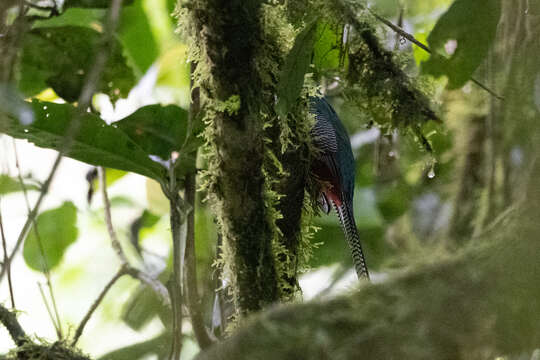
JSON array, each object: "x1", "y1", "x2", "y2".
[
  {"x1": 312, "y1": 22, "x2": 346, "y2": 73},
  {"x1": 114, "y1": 104, "x2": 190, "y2": 159},
  {"x1": 275, "y1": 20, "x2": 317, "y2": 118},
  {"x1": 118, "y1": 0, "x2": 159, "y2": 76},
  {"x1": 347, "y1": 25, "x2": 438, "y2": 129},
  {"x1": 0, "y1": 100, "x2": 166, "y2": 180},
  {"x1": 18, "y1": 26, "x2": 134, "y2": 101},
  {"x1": 23, "y1": 201, "x2": 78, "y2": 272},
  {"x1": 422, "y1": 0, "x2": 501, "y2": 89}
]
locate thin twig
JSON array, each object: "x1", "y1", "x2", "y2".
[
  {"x1": 99, "y1": 167, "x2": 128, "y2": 264},
  {"x1": 99, "y1": 167, "x2": 170, "y2": 306},
  {"x1": 71, "y1": 266, "x2": 127, "y2": 346},
  {"x1": 367, "y1": 8, "x2": 504, "y2": 101},
  {"x1": 37, "y1": 282, "x2": 59, "y2": 337},
  {"x1": 0, "y1": 303, "x2": 26, "y2": 346},
  {"x1": 168, "y1": 192, "x2": 185, "y2": 360},
  {"x1": 0, "y1": 0, "x2": 126, "y2": 282},
  {"x1": 0, "y1": 202, "x2": 15, "y2": 308},
  {"x1": 32, "y1": 210, "x2": 63, "y2": 338}
]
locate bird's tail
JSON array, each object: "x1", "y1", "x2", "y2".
[{"x1": 334, "y1": 201, "x2": 370, "y2": 280}]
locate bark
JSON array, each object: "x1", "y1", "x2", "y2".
[{"x1": 187, "y1": 0, "x2": 279, "y2": 313}]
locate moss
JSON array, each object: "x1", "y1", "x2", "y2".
[{"x1": 7, "y1": 341, "x2": 90, "y2": 360}]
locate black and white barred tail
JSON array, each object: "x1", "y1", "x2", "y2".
[{"x1": 333, "y1": 201, "x2": 370, "y2": 280}]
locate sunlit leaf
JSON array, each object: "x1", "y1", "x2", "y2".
[
  {"x1": 412, "y1": 32, "x2": 430, "y2": 66},
  {"x1": 0, "y1": 100, "x2": 166, "y2": 181},
  {"x1": 118, "y1": 0, "x2": 159, "y2": 76},
  {"x1": 33, "y1": 8, "x2": 105, "y2": 29},
  {"x1": 421, "y1": 0, "x2": 501, "y2": 89},
  {"x1": 313, "y1": 22, "x2": 344, "y2": 71},
  {"x1": 0, "y1": 174, "x2": 40, "y2": 195},
  {"x1": 23, "y1": 202, "x2": 78, "y2": 272},
  {"x1": 19, "y1": 26, "x2": 135, "y2": 102},
  {"x1": 276, "y1": 20, "x2": 317, "y2": 118}
]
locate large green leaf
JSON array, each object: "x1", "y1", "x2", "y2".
[
  {"x1": 313, "y1": 22, "x2": 345, "y2": 72},
  {"x1": 275, "y1": 20, "x2": 317, "y2": 118},
  {"x1": 0, "y1": 100, "x2": 166, "y2": 180},
  {"x1": 118, "y1": 0, "x2": 159, "y2": 76},
  {"x1": 33, "y1": 8, "x2": 106, "y2": 29},
  {"x1": 114, "y1": 104, "x2": 190, "y2": 159},
  {"x1": 121, "y1": 272, "x2": 171, "y2": 330},
  {"x1": 421, "y1": 0, "x2": 501, "y2": 89},
  {"x1": 0, "y1": 174, "x2": 40, "y2": 195},
  {"x1": 23, "y1": 202, "x2": 78, "y2": 272},
  {"x1": 19, "y1": 26, "x2": 135, "y2": 101}
]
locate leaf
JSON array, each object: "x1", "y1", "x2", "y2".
[
  {"x1": 0, "y1": 84, "x2": 34, "y2": 127},
  {"x1": 118, "y1": 0, "x2": 159, "y2": 76},
  {"x1": 19, "y1": 26, "x2": 135, "y2": 102},
  {"x1": 23, "y1": 202, "x2": 78, "y2": 272},
  {"x1": 0, "y1": 174, "x2": 40, "y2": 195},
  {"x1": 63, "y1": 0, "x2": 134, "y2": 9},
  {"x1": 122, "y1": 272, "x2": 171, "y2": 330},
  {"x1": 421, "y1": 0, "x2": 501, "y2": 89},
  {"x1": 114, "y1": 104, "x2": 190, "y2": 159},
  {"x1": 129, "y1": 209, "x2": 161, "y2": 253},
  {"x1": 275, "y1": 20, "x2": 317, "y2": 118},
  {"x1": 33, "y1": 8, "x2": 106, "y2": 29},
  {"x1": 312, "y1": 22, "x2": 345, "y2": 72},
  {"x1": 0, "y1": 100, "x2": 166, "y2": 181}
]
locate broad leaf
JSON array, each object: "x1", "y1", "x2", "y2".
[
  {"x1": 0, "y1": 100, "x2": 166, "y2": 181},
  {"x1": 23, "y1": 202, "x2": 78, "y2": 272},
  {"x1": 122, "y1": 272, "x2": 171, "y2": 330},
  {"x1": 275, "y1": 20, "x2": 317, "y2": 118},
  {"x1": 0, "y1": 174, "x2": 40, "y2": 195},
  {"x1": 19, "y1": 26, "x2": 135, "y2": 102},
  {"x1": 421, "y1": 0, "x2": 501, "y2": 89},
  {"x1": 33, "y1": 8, "x2": 105, "y2": 29},
  {"x1": 118, "y1": 0, "x2": 159, "y2": 76},
  {"x1": 114, "y1": 104, "x2": 190, "y2": 159},
  {"x1": 313, "y1": 22, "x2": 345, "y2": 72}
]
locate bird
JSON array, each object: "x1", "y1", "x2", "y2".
[{"x1": 310, "y1": 96, "x2": 370, "y2": 280}]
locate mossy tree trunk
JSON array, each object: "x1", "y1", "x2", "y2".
[{"x1": 184, "y1": 0, "x2": 280, "y2": 314}]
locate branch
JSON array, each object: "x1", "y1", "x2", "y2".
[
  {"x1": 366, "y1": 7, "x2": 504, "y2": 101},
  {"x1": 99, "y1": 167, "x2": 128, "y2": 264},
  {"x1": 167, "y1": 191, "x2": 185, "y2": 360},
  {"x1": 0, "y1": 304, "x2": 26, "y2": 347},
  {"x1": 184, "y1": 62, "x2": 214, "y2": 350},
  {"x1": 195, "y1": 220, "x2": 540, "y2": 360},
  {"x1": 184, "y1": 173, "x2": 214, "y2": 349},
  {"x1": 71, "y1": 266, "x2": 127, "y2": 346},
  {"x1": 0, "y1": 202, "x2": 15, "y2": 308},
  {"x1": 99, "y1": 167, "x2": 170, "y2": 306}
]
